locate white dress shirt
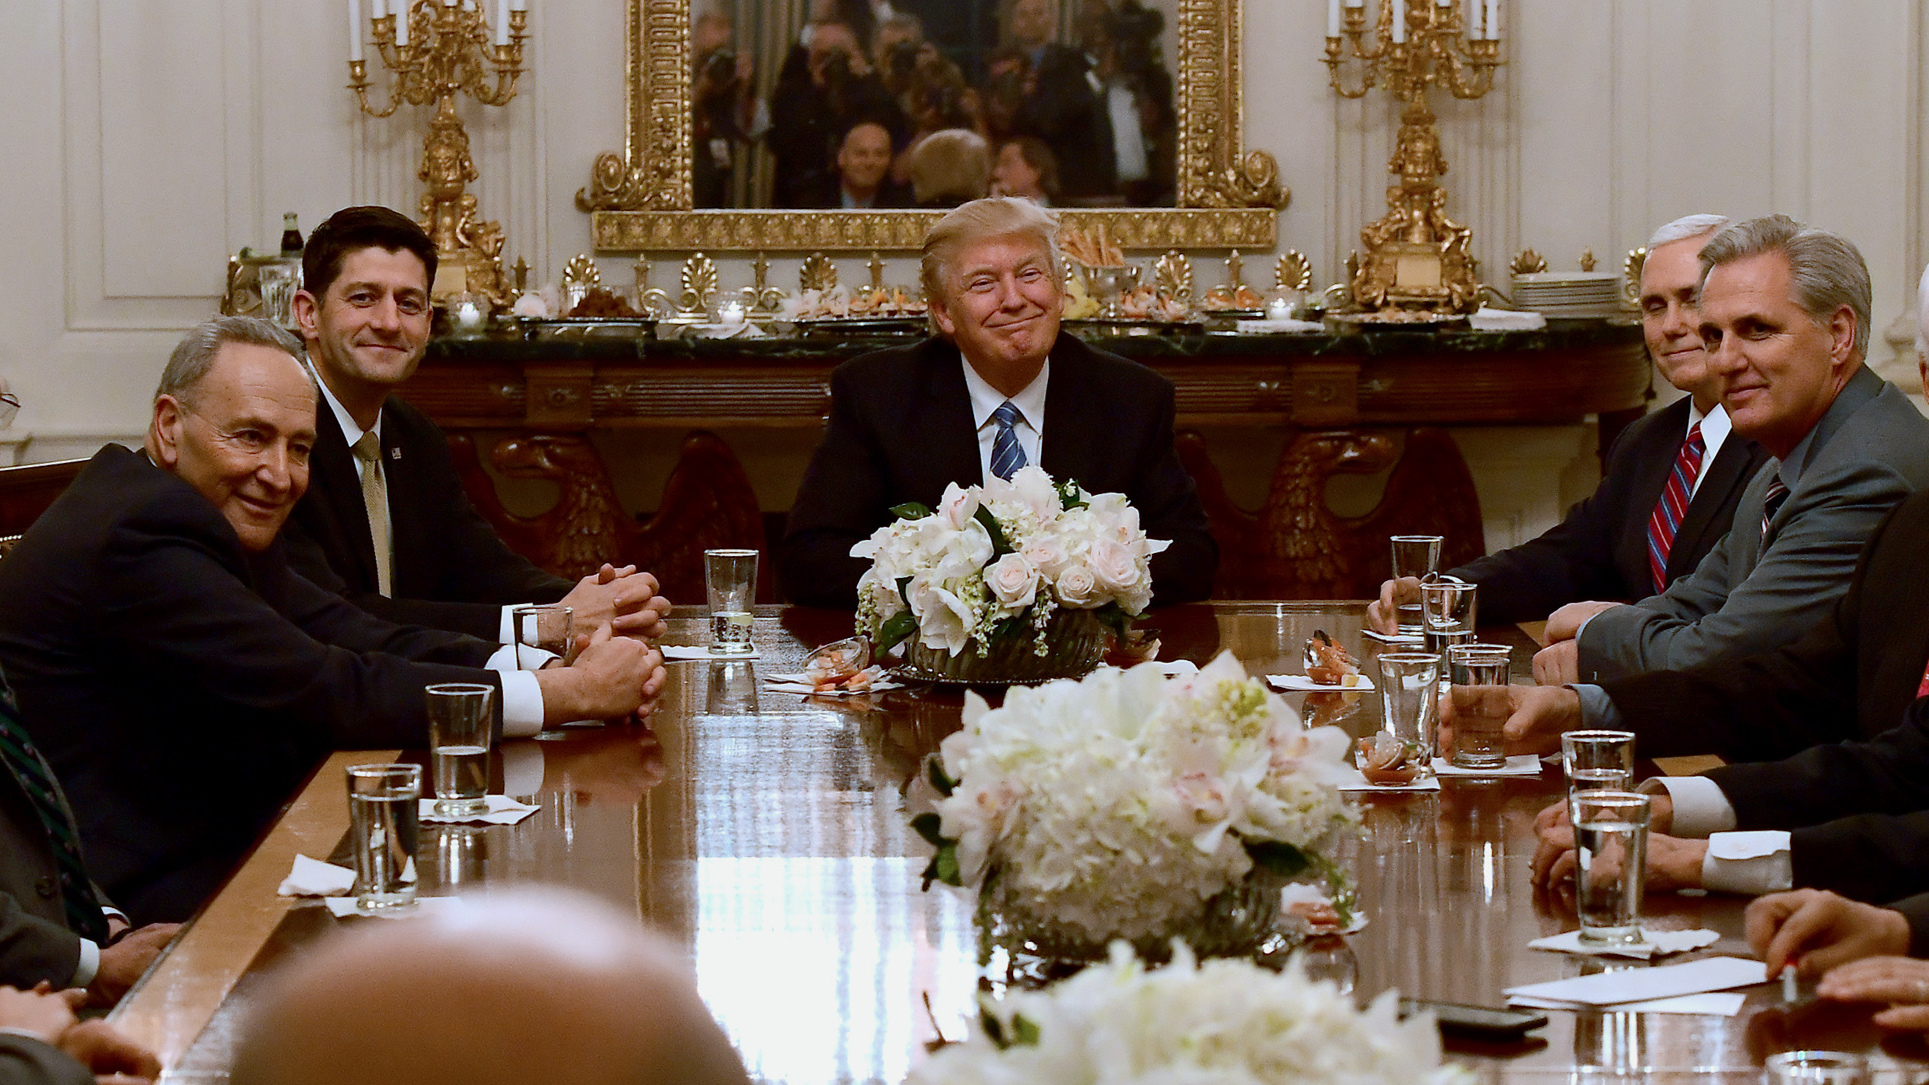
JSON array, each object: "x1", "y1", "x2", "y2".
[
  {"x1": 307, "y1": 366, "x2": 547, "y2": 737},
  {"x1": 1686, "y1": 402, "x2": 1733, "y2": 499},
  {"x1": 1646, "y1": 775, "x2": 1792, "y2": 895},
  {"x1": 960, "y1": 358, "x2": 1048, "y2": 481}
]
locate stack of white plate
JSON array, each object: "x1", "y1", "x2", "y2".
[{"x1": 1512, "y1": 272, "x2": 1624, "y2": 319}]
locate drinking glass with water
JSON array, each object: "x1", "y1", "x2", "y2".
[
  {"x1": 705, "y1": 549, "x2": 759, "y2": 656},
  {"x1": 1446, "y1": 642, "x2": 1511, "y2": 769},
  {"x1": 1571, "y1": 789, "x2": 1650, "y2": 946},
  {"x1": 346, "y1": 763, "x2": 421, "y2": 913},
  {"x1": 426, "y1": 683, "x2": 494, "y2": 817},
  {"x1": 1389, "y1": 535, "x2": 1443, "y2": 639}
]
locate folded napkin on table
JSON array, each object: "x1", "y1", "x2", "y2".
[
  {"x1": 1469, "y1": 307, "x2": 1547, "y2": 332},
  {"x1": 419, "y1": 795, "x2": 541, "y2": 826},
  {"x1": 662, "y1": 645, "x2": 761, "y2": 661},
  {"x1": 278, "y1": 854, "x2": 356, "y2": 897},
  {"x1": 1432, "y1": 754, "x2": 1544, "y2": 778},
  {"x1": 1530, "y1": 927, "x2": 1721, "y2": 960},
  {"x1": 1267, "y1": 673, "x2": 1374, "y2": 692},
  {"x1": 322, "y1": 895, "x2": 466, "y2": 920}
]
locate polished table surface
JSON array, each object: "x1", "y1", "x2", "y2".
[{"x1": 112, "y1": 603, "x2": 1929, "y2": 1083}]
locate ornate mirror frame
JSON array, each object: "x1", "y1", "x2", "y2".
[{"x1": 578, "y1": 0, "x2": 1288, "y2": 252}]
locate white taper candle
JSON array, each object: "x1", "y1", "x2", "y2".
[{"x1": 349, "y1": 0, "x2": 364, "y2": 61}]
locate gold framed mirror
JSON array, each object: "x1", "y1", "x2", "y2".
[{"x1": 578, "y1": 0, "x2": 1287, "y2": 252}]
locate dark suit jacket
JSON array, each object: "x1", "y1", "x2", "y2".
[
  {"x1": 1450, "y1": 399, "x2": 1767, "y2": 625},
  {"x1": 778, "y1": 333, "x2": 1217, "y2": 608},
  {"x1": 283, "y1": 394, "x2": 571, "y2": 641},
  {"x1": 1599, "y1": 487, "x2": 1929, "y2": 762},
  {"x1": 0, "y1": 446, "x2": 503, "y2": 923}
]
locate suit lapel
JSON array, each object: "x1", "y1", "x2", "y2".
[
  {"x1": 916, "y1": 339, "x2": 990, "y2": 494},
  {"x1": 312, "y1": 406, "x2": 381, "y2": 591},
  {"x1": 1038, "y1": 334, "x2": 1098, "y2": 486}
]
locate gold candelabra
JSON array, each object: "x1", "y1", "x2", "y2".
[
  {"x1": 348, "y1": 0, "x2": 530, "y2": 303},
  {"x1": 1324, "y1": 1, "x2": 1504, "y2": 313}
]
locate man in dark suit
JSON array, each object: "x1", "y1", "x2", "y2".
[
  {"x1": 1004, "y1": 0, "x2": 1116, "y2": 201},
  {"x1": 1368, "y1": 214, "x2": 1769, "y2": 631},
  {"x1": 0, "y1": 679, "x2": 178, "y2": 1003},
  {"x1": 0, "y1": 318, "x2": 663, "y2": 922},
  {"x1": 779, "y1": 196, "x2": 1215, "y2": 607},
  {"x1": 284, "y1": 206, "x2": 668, "y2": 643}
]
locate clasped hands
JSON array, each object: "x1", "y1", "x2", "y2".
[{"x1": 536, "y1": 565, "x2": 674, "y2": 727}]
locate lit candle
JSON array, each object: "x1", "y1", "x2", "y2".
[
  {"x1": 393, "y1": 0, "x2": 409, "y2": 45},
  {"x1": 511, "y1": 0, "x2": 527, "y2": 11},
  {"x1": 1484, "y1": 0, "x2": 1498, "y2": 38},
  {"x1": 1343, "y1": 0, "x2": 1363, "y2": 8},
  {"x1": 494, "y1": 0, "x2": 509, "y2": 44},
  {"x1": 349, "y1": 0, "x2": 364, "y2": 61},
  {"x1": 720, "y1": 301, "x2": 746, "y2": 326},
  {"x1": 1327, "y1": 0, "x2": 1339, "y2": 36},
  {"x1": 1391, "y1": 0, "x2": 1406, "y2": 43},
  {"x1": 1466, "y1": 0, "x2": 1481, "y2": 38},
  {"x1": 1266, "y1": 296, "x2": 1292, "y2": 321}
]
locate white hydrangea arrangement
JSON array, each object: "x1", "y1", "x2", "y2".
[
  {"x1": 913, "y1": 654, "x2": 1357, "y2": 951},
  {"x1": 851, "y1": 466, "x2": 1170, "y2": 658},
  {"x1": 907, "y1": 943, "x2": 1467, "y2": 1085}
]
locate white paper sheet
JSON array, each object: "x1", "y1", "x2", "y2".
[
  {"x1": 1503, "y1": 956, "x2": 1767, "y2": 1007},
  {"x1": 1506, "y1": 992, "x2": 1746, "y2": 1016}
]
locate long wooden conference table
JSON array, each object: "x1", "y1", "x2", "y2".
[{"x1": 109, "y1": 603, "x2": 1929, "y2": 1082}]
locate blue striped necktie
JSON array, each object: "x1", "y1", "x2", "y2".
[
  {"x1": 0, "y1": 692, "x2": 106, "y2": 941},
  {"x1": 990, "y1": 400, "x2": 1027, "y2": 480}
]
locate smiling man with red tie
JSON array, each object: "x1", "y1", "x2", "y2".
[{"x1": 778, "y1": 197, "x2": 1216, "y2": 607}]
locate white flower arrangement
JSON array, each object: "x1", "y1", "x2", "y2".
[
  {"x1": 907, "y1": 942, "x2": 1467, "y2": 1085},
  {"x1": 913, "y1": 653, "x2": 1357, "y2": 950},
  {"x1": 851, "y1": 466, "x2": 1170, "y2": 657}
]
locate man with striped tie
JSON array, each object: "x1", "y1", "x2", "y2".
[
  {"x1": 1529, "y1": 216, "x2": 1929, "y2": 686},
  {"x1": 1366, "y1": 215, "x2": 1768, "y2": 632},
  {"x1": 779, "y1": 196, "x2": 1216, "y2": 606},
  {"x1": 0, "y1": 674, "x2": 179, "y2": 1005}
]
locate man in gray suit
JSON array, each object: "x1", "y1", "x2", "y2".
[{"x1": 1532, "y1": 214, "x2": 1929, "y2": 687}]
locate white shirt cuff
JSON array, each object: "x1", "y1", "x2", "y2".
[
  {"x1": 484, "y1": 644, "x2": 556, "y2": 671},
  {"x1": 496, "y1": 671, "x2": 544, "y2": 739},
  {"x1": 1650, "y1": 775, "x2": 1736, "y2": 837},
  {"x1": 498, "y1": 606, "x2": 516, "y2": 645},
  {"x1": 1701, "y1": 831, "x2": 1792, "y2": 894},
  {"x1": 71, "y1": 937, "x2": 99, "y2": 988}
]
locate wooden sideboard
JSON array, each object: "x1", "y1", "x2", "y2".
[{"x1": 400, "y1": 324, "x2": 1652, "y2": 601}]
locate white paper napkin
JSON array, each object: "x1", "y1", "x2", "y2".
[
  {"x1": 1469, "y1": 307, "x2": 1548, "y2": 332},
  {"x1": 1507, "y1": 992, "x2": 1746, "y2": 1016},
  {"x1": 1267, "y1": 673, "x2": 1375, "y2": 692},
  {"x1": 419, "y1": 795, "x2": 541, "y2": 825},
  {"x1": 762, "y1": 672, "x2": 906, "y2": 696},
  {"x1": 662, "y1": 645, "x2": 761, "y2": 661},
  {"x1": 1529, "y1": 928, "x2": 1721, "y2": 960},
  {"x1": 1432, "y1": 754, "x2": 1543, "y2": 778},
  {"x1": 1503, "y1": 955, "x2": 1767, "y2": 1007},
  {"x1": 322, "y1": 895, "x2": 467, "y2": 920},
  {"x1": 1149, "y1": 660, "x2": 1198, "y2": 677},
  {"x1": 277, "y1": 854, "x2": 356, "y2": 897},
  {"x1": 1362, "y1": 629, "x2": 1422, "y2": 644}
]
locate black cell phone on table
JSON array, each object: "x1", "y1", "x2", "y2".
[{"x1": 1398, "y1": 998, "x2": 1548, "y2": 1042}]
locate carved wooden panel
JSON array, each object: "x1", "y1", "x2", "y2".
[
  {"x1": 1179, "y1": 427, "x2": 1485, "y2": 600},
  {"x1": 446, "y1": 429, "x2": 763, "y2": 604}
]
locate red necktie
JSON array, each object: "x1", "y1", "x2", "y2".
[{"x1": 1645, "y1": 422, "x2": 1705, "y2": 595}]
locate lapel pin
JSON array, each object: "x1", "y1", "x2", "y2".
[{"x1": 390, "y1": 447, "x2": 402, "y2": 461}]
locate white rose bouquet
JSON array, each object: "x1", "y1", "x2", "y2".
[
  {"x1": 851, "y1": 466, "x2": 1169, "y2": 660},
  {"x1": 913, "y1": 654, "x2": 1357, "y2": 957},
  {"x1": 908, "y1": 943, "x2": 1467, "y2": 1085}
]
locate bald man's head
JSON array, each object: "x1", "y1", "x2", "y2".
[{"x1": 230, "y1": 889, "x2": 749, "y2": 1085}]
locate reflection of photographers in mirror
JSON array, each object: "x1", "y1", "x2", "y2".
[
  {"x1": 704, "y1": 0, "x2": 1175, "y2": 208},
  {"x1": 909, "y1": 128, "x2": 990, "y2": 208},
  {"x1": 767, "y1": 10, "x2": 908, "y2": 209},
  {"x1": 693, "y1": 12, "x2": 768, "y2": 208},
  {"x1": 829, "y1": 122, "x2": 911, "y2": 208}
]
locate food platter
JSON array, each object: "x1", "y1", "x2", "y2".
[
  {"x1": 1064, "y1": 317, "x2": 1206, "y2": 338},
  {"x1": 1324, "y1": 311, "x2": 1469, "y2": 331},
  {"x1": 516, "y1": 316, "x2": 658, "y2": 340},
  {"x1": 790, "y1": 315, "x2": 928, "y2": 337}
]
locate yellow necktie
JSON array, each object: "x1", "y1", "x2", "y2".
[{"x1": 352, "y1": 432, "x2": 392, "y2": 597}]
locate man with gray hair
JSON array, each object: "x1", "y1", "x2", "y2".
[
  {"x1": 1521, "y1": 214, "x2": 1929, "y2": 687},
  {"x1": 229, "y1": 888, "x2": 750, "y2": 1085},
  {"x1": 0, "y1": 318, "x2": 666, "y2": 923},
  {"x1": 1367, "y1": 214, "x2": 1769, "y2": 630},
  {"x1": 779, "y1": 196, "x2": 1215, "y2": 605}
]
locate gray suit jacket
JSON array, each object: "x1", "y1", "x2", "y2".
[
  {"x1": 1578, "y1": 366, "x2": 1929, "y2": 681},
  {"x1": 0, "y1": 1036, "x2": 90, "y2": 1085},
  {"x1": 0, "y1": 768, "x2": 87, "y2": 990}
]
